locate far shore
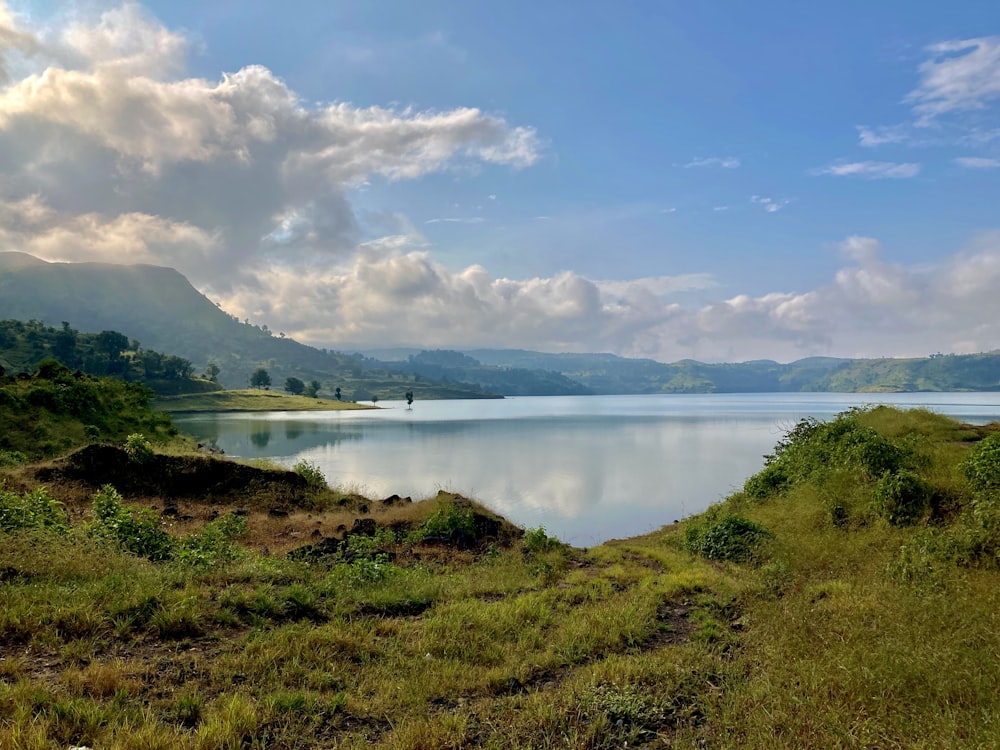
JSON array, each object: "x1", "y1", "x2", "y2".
[{"x1": 153, "y1": 389, "x2": 379, "y2": 413}]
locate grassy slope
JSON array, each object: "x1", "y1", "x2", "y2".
[
  {"x1": 154, "y1": 389, "x2": 378, "y2": 413},
  {"x1": 2, "y1": 406, "x2": 1000, "y2": 748}
]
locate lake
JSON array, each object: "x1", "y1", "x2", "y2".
[{"x1": 175, "y1": 393, "x2": 1000, "y2": 545}]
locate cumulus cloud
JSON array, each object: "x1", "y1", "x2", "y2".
[
  {"x1": 0, "y1": 1, "x2": 540, "y2": 289},
  {"x1": 203, "y1": 233, "x2": 1000, "y2": 363},
  {"x1": 813, "y1": 161, "x2": 921, "y2": 179}
]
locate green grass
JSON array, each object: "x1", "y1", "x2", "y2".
[
  {"x1": 154, "y1": 389, "x2": 377, "y2": 413},
  {"x1": 3, "y1": 405, "x2": 1000, "y2": 747}
]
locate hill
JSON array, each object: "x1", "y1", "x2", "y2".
[
  {"x1": 0, "y1": 254, "x2": 493, "y2": 401},
  {"x1": 462, "y1": 348, "x2": 1000, "y2": 393}
]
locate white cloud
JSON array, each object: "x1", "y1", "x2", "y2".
[
  {"x1": 679, "y1": 156, "x2": 740, "y2": 169},
  {"x1": 0, "y1": 1, "x2": 540, "y2": 288},
  {"x1": 750, "y1": 195, "x2": 791, "y2": 213},
  {"x1": 907, "y1": 36, "x2": 1000, "y2": 124},
  {"x1": 712, "y1": 206, "x2": 729, "y2": 212},
  {"x1": 856, "y1": 124, "x2": 910, "y2": 147},
  {"x1": 813, "y1": 161, "x2": 921, "y2": 179},
  {"x1": 425, "y1": 217, "x2": 487, "y2": 225},
  {"x1": 207, "y1": 233, "x2": 1000, "y2": 364},
  {"x1": 954, "y1": 156, "x2": 1000, "y2": 169}
]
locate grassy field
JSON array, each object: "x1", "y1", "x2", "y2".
[
  {"x1": 3, "y1": 405, "x2": 1000, "y2": 747},
  {"x1": 154, "y1": 389, "x2": 378, "y2": 413}
]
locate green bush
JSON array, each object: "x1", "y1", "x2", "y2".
[
  {"x1": 961, "y1": 433, "x2": 1000, "y2": 493},
  {"x1": 873, "y1": 469, "x2": 930, "y2": 525},
  {"x1": 415, "y1": 501, "x2": 475, "y2": 541},
  {"x1": 743, "y1": 463, "x2": 789, "y2": 500},
  {"x1": 522, "y1": 526, "x2": 564, "y2": 554},
  {"x1": 0, "y1": 487, "x2": 70, "y2": 533},
  {"x1": 685, "y1": 513, "x2": 772, "y2": 564},
  {"x1": 293, "y1": 459, "x2": 328, "y2": 491},
  {"x1": 0, "y1": 449, "x2": 28, "y2": 467},
  {"x1": 123, "y1": 433, "x2": 154, "y2": 464},
  {"x1": 90, "y1": 484, "x2": 174, "y2": 561}
]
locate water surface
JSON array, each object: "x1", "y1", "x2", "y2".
[{"x1": 175, "y1": 393, "x2": 1000, "y2": 544}]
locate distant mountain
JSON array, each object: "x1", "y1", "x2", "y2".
[
  {"x1": 5, "y1": 253, "x2": 998, "y2": 399},
  {"x1": 461, "y1": 348, "x2": 1000, "y2": 394},
  {"x1": 0, "y1": 253, "x2": 492, "y2": 400},
  {"x1": 381, "y1": 349, "x2": 592, "y2": 397}
]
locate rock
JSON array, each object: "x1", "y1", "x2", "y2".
[{"x1": 351, "y1": 518, "x2": 377, "y2": 536}]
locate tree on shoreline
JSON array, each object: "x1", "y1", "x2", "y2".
[{"x1": 250, "y1": 368, "x2": 271, "y2": 389}]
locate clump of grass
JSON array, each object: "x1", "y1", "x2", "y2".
[{"x1": 176, "y1": 512, "x2": 247, "y2": 568}]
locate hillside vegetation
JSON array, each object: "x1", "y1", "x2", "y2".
[
  {"x1": 2, "y1": 372, "x2": 1000, "y2": 747},
  {"x1": 0, "y1": 319, "x2": 219, "y2": 396},
  {"x1": 0, "y1": 363, "x2": 177, "y2": 461}
]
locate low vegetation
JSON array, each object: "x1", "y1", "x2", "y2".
[{"x1": 2, "y1": 391, "x2": 1000, "y2": 747}]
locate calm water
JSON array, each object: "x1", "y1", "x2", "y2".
[{"x1": 175, "y1": 393, "x2": 1000, "y2": 545}]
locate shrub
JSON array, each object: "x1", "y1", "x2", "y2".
[
  {"x1": 293, "y1": 459, "x2": 327, "y2": 491},
  {"x1": 123, "y1": 433, "x2": 154, "y2": 464},
  {"x1": 872, "y1": 469, "x2": 930, "y2": 525},
  {"x1": 685, "y1": 513, "x2": 772, "y2": 564},
  {"x1": 961, "y1": 433, "x2": 1000, "y2": 493},
  {"x1": 0, "y1": 487, "x2": 70, "y2": 533},
  {"x1": 0, "y1": 449, "x2": 28, "y2": 467},
  {"x1": 418, "y1": 501, "x2": 475, "y2": 540},
  {"x1": 522, "y1": 526, "x2": 564, "y2": 554},
  {"x1": 743, "y1": 463, "x2": 789, "y2": 500},
  {"x1": 90, "y1": 485, "x2": 174, "y2": 561}
]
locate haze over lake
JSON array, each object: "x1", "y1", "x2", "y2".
[{"x1": 176, "y1": 393, "x2": 1000, "y2": 544}]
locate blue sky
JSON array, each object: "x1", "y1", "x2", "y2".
[{"x1": 1, "y1": 1, "x2": 999, "y2": 361}]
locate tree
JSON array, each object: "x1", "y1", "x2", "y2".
[
  {"x1": 372, "y1": 395, "x2": 379, "y2": 405},
  {"x1": 250, "y1": 368, "x2": 271, "y2": 389},
  {"x1": 335, "y1": 387, "x2": 342, "y2": 401},
  {"x1": 204, "y1": 363, "x2": 220, "y2": 382},
  {"x1": 405, "y1": 390, "x2": 414, "y2": 409},
  {"x1": 284, "y1": 376, "x2": 305, "y2": 395},
  {"x1": 305, "y1": 380, "x2": 321, "y2": 398}
]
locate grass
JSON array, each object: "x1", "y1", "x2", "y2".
[
  {"x1": 2, "y1": 405, "x2": 1000, "y2": 747},
  {"x1": 154, "y1": 389, "x2": 378, "y2": 413}
]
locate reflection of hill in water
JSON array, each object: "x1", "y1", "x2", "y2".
[
  {"x1": 176, "y1": 412, "x2": 767, "y2": 459},
  {"x1": 175, "y1": 417, "x2": 360, "y2": 457}
]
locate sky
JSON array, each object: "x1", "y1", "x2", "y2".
[{"x1": 1, "y1": 1, "x2": 999, "y2": 363}]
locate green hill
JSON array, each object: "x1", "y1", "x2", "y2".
[{"x1": 0, "y1": 254, "x2": 493, "y2": 401}]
